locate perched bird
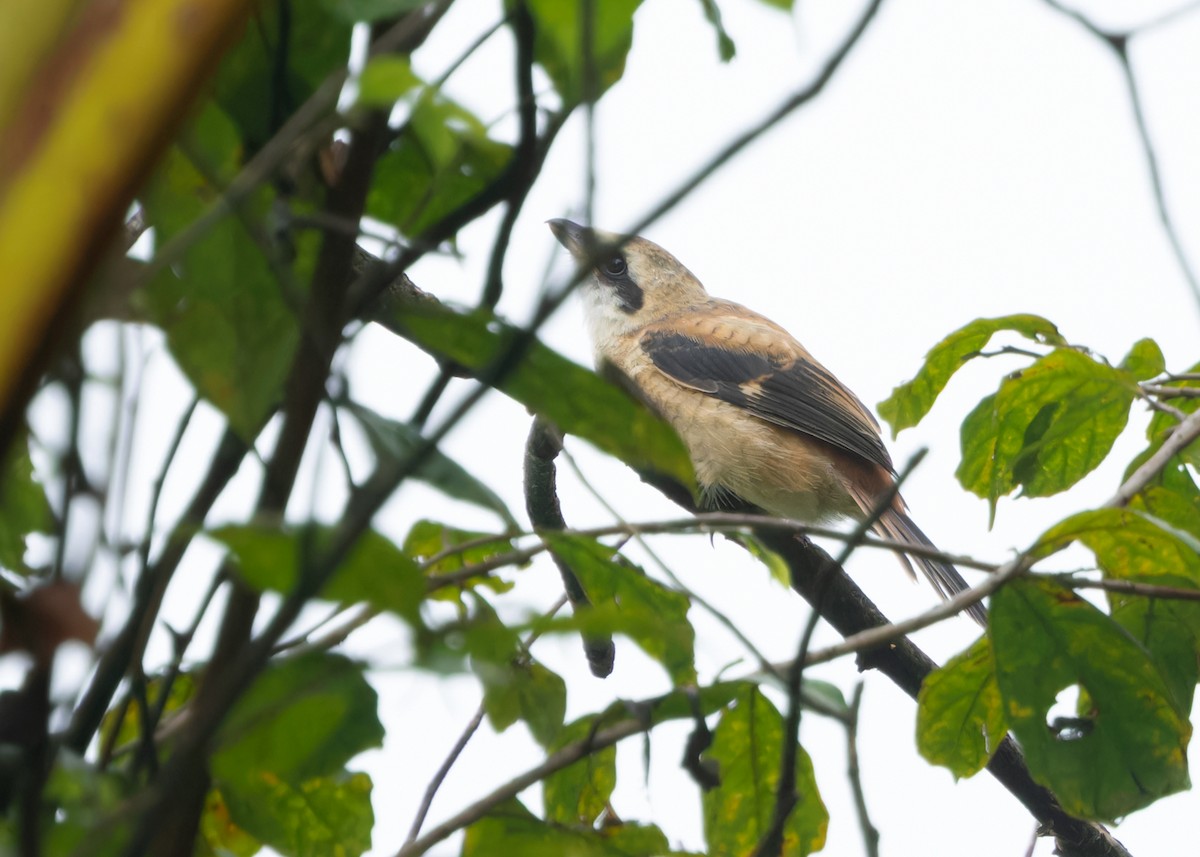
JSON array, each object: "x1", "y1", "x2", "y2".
[{"x1": 548, "y1": 218, "x2": 985, "y2": 625}]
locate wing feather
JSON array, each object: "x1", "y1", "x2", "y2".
[{"x1": 640, "y1": 308, "x2": 893, "y2": 473}]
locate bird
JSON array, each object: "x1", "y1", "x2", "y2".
[{"x1": 548, "y1": 218, "x2": 986, "y2": 626}]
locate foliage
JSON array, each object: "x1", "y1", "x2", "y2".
[{"x1": 1, "y1": 0, "x2": 1197, "y2": 856}]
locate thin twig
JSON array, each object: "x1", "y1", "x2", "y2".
[
  {"x1": 1043, "y1": 0, "x2": 1200, "y2": 314},
  {"x1": 404, "y1": 595, "x2": 569, "y2": 844},
  {"x1": 1108, "y1": 407, "x2": 1200, "y2": 507},
  {"x1": 1062, "y1": 576, "x2": 1200, "y2": 602},
  {"x1": 845, "y1": 683, "x2": 880, "y2": 857}
]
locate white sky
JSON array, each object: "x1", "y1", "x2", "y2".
[{"x1": 14, "y1": 0, "x2": 1200, "y2": 855}]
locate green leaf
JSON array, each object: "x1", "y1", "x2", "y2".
[
  {"x1": 466, "y1": 799, "x2": 675, "y2": 857},
  {"x1": 476, "y1": 657, "x2": 567, "y2": 747},
  {"x1": 213, "y1": 523, "x2": 425, "y2": 624},
  {"x1": 1109, "y1": 573, "x2": 1200, "y2": 717},
  {"x1": 343, "y1": 401, "x2": 518, "y2": 527},
  {"x1": 367, "y1": 91, "x2": 512, "y2": 239},
  {"x1": 695, "y1": 0, "x2": 736, "y2": 61},
  {"x1": 546, "y1": 533, "x2": 696, "y2": 685},
  {"x1": 917, "y1": 636, "x2": 1007, "y2": 778},
  {"x1": 702, "y1": 685, "x2": 828, "y2": 857},
  {"x1": 879, "y1": 314, "x2": 1064, "y2": 437},
  {"x1": 218, "y1": 769, "x2": 374, "y2": 857},
  {"x1": 468, "y1": 597, "x2": 567, "y2": 747},
  {"x1": 1145, "y1": 360, "x2": 1200, "y2": 469},
  {"x1": 100, "y1": 673, "x2": 197, "y2": 759},
  {"x1": 376, "y1": 299, "x2": 696, "y2": 494},
  {"x1": 40, "y1": 752, "x2": 131, "y2": 856},
  {"x1": 956, "y1": 348, "x2": 1136, "y2": 514},
  {"x1": 524, "y1": 0, "x2": 643, "y2": 105},
  {"x1": 198, "y1": 789, "x2": 260, "y2": 857},
  {"x1": 213, "y1": 2, "x2": 352, "y2": 152},
  {"x1": 754, "y1": 0, "x2": 796, "y2": 9},
  {"x1": 214, "y1": 653, "x2": 384, "y2": 785},
  {"x1": 1035, "y1": 508, "x2": 1200, "y2": 586},
  {"x1": 319, "y1": 0, "x2": 427, "y2": 24},
  {"x1": 0, "y1": 435, "x2": 51, "y2": 574},
  {"x1": 356, "y1": 55, "x2": 421, "y2": 107},
  {"x1": 1035, "y1": 508, "x2": 1200, "y2": 713},
  {"x1": 140, "y1": 102, "x2": 300, "y2": 442},
  {"x1": 543, "y1": 715, "x2": 618, "y2": 826},
  {"x1": 1120, "y1": 338, "x2": 1165, "y2": 381},
  {"x1": 990, "y1": 576, "x2": 1191, "y2": 820},
  {"x1": 211, "y1": 654, "x2": 379, "y2": 856}
]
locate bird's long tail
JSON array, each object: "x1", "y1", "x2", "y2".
[{"x1": 871, "y1": 506, "x2": 988, "y2": 627}]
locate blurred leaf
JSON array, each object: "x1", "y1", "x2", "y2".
[
  {"x1": 100, "y1": 673, "x2": 197, "y2": 760},
  {"x1": 140, "y1": 102, "x2": 300, "y2": 442},
  {"x1": 547, "y1": 533, "x2": 696, "y2": 685},
  {"x1": 198, "y1": 789, "x2": 260, "y2": 857},
  {"x1": 214, "y1": 2, "x2": 352, "y2": 151},
  {"x1": 702, "y1": 685, "x2": 827, "y2": 857},
  {"x1": 403, "y1": 519, "x2": 515, "y2": 574},
  {"x1": 956, "y1": 349, "x2": 1136, "y2": 516},
  {"x1": 219, "y1": 769, "x2": 373, "y2": 857},
  {"x1": 476, "y1": 656, "x2": 567, "y2": 747},
  {"x1": 39, "y1": 752, "x2": 131, "y2": 856},
  {"x1": 1145, "y1": 360, "x2": 1200, "y2": 469},
  {"x1": 466, "y1": 798, "x2": 676, "y2": 856},
  {"x1": 1120, "y1": 338, "x2": 1165, "y2": 381},
  {"x1": 367, "y1": 91, "x2": 512, "y2": 238},
  {"x1": 696, "y1": 0, "x2": 736, "y2": 60},
  {"x1": 523, "y1": 0, "x2": 643, "y2": 105},
  {"x1": 213, "y1": 523, "x2": 424, "y2": 624},
  {"x1": 212, "y1": 653, "x2": 379, "y2": 855},
  {"x1": 343, "y1": 402, "x2": 518, "y2": 526},
  {"x1": 879, "y1": 314, "x2": 1064, "y2": 437},
  {"x1": 991, "y1": 576, "x2": 1190, "y2": 820},
  {"x1": 917, "y1": 636, "x2": 1007, "y2": 778},
  {"x1": 468, "y1": 597, "x2": 566, "y2": 747},
  {"x1": 214, "y1": 653, "x2": 384, "y2": 784},
  {"x1": 0, "y1": 0, "x2": 255, "y2": 422},
  {"x1": 377, "y1": 299, "x2": 696, "y2": 494},
  {"x1": 356, "y1": 55, "x2": 422, "y2": 107},
  {"x1": 543, "y1": 717, "x2": 617, "y2": 825},
  {"x1": 320, "y1": 0, "x2": 428, "y2": 23},
  {"x1": 799, "y1": 680, "x2": 849, "y2": 719},
  {"x1": 0, "y1": 435, "x2": 51, "y2": 574}
]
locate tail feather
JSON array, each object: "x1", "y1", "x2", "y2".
[
  {"x1": 875, "y1": 508, "x2": 987, "y2": 626},
  {"x1": 856, "y1": 499, "x2": 988, "y2": 626}
]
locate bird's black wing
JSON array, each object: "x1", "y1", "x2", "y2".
[{"x1": 641, "y1": 328, "x2": 894, "y2": 473}]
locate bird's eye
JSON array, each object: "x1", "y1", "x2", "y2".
[{"x1": 602, "y1": 257, "x2": 627, "y2": 277}]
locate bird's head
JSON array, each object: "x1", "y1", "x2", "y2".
[{"x1": 548, "y1": 219, "x2": 708, "y2": 340}]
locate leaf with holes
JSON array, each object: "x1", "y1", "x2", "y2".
[{"x1": 991, "y1": 576, "x2": 1190, "y2": 820}]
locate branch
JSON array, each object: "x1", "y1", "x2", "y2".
[
  {"x1": 523, "y1": 418, "x2": 615, "y2": 676},
  {"x1": 845, "y1": 683, "x2": 880, "y2": 857},
  {"x1": 1108, "y1": 406, "x2": 1200, "y2": 507},
  {"x1": 1043, "y1": 0, "x2": 1200, "y2": 315}
]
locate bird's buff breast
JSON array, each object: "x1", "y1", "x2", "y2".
[{"x1": 635, "y1": 368, "x2": 859, "y2": 522}]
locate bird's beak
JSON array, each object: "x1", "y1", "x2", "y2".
[{"x1": 547, "y1": 218, "x2": 589, "y2": 258}]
